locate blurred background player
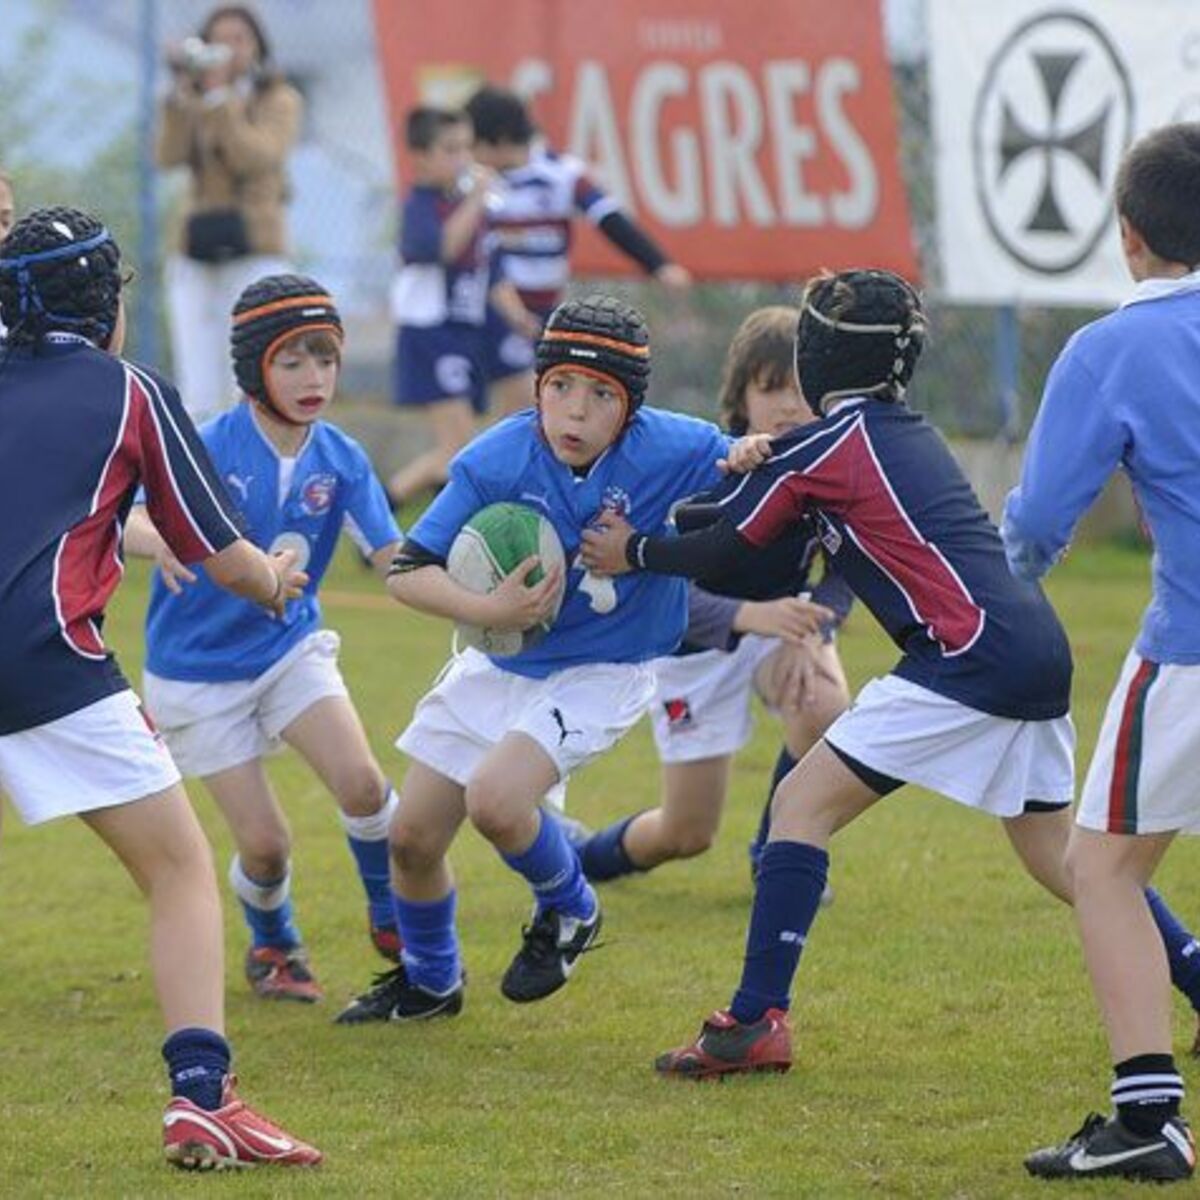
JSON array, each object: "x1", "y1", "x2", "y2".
[
  {"x1": 0, "y1": 207, "x2": 319, "y2": 1169},
  {"x1": 1009, "y1": 123, "x2": 1200, "y2": 1185},
  {"x1": 337, "y1": 296, "x2": 834, "y2": 1025},
  {"x1": 157, "y1": 3, "x2": 302, "y2": 424},
  {"x1": 464, "y1": 84, "x2": 692, "y2": 418},
  {"x1": 581, "y1": 269, "x2": 1200, "y2": 1100},
  {"x1": 569, "y1": 307, "x2": 852, "y2": 884},
  {"x1": 386, "y1": 105, "x2": 537, "y2": 510},
  {"x1": 127, "y1": 274, "x2": 404, "y2": 1005}
]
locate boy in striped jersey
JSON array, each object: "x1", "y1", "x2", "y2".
[{"x1": 464, "y1": 85, "x2": 690, "y2": 418}]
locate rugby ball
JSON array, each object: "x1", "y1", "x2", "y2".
[{"x1": 446, "y1": 503, "x2": 567, "y2": 657}]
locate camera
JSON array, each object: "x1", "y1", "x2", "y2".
[{"x1": 169, "y1": 36, "x2": 233, "y2": 75}]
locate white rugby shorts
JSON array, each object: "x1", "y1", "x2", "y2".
[
  {"x1": 648, "y1": 635, "x2": 780, "y2": 763},
  {"x1": 143, "y1": 630, "x2": 348, "y2": 778},
  {"x1": 824, "y1": 673, "x2": 1075, "y2": 817},
  {"x1": 1077, "y1": 649, "x2": 1200, "y2": 834},
  {"x1": 398, "y1": 647, "x2": 655, "y2": 807},
  {"x1": 0, "y1": 689, "x2": 181, "y2": 825}
]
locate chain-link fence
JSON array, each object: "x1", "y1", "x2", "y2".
[{"x1": 0, "y1": 0, "x2": 1106, "y2": 444}]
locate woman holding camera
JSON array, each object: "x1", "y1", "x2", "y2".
[{"x1": 157, "y1": 4, "x2": 302, "y2": 423}]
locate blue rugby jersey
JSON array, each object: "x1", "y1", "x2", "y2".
[
  {"x1": 391, "y1": 184, "x2": 501, "y2": 329},
  {"x1": 144, "y1": 402, "x2": 401, "y2": 682},
  {"x1": 715, "y1": 398, "x2": 1071, "y2": 720},
  {"x1": 0, "y1": 335, "x2": 243, "y2": 734},
  {"x1": 408, "y1": 407, "x2": 730, "y2": 677},
  {"x1": 1004, "y1": 274, "x2": 1200, "y2": 663}
]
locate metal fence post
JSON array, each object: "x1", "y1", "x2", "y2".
[{"x1": 994, "y1": 304, "x2": 1020, "y2": 441}]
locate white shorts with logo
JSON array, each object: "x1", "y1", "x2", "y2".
[
  {"x1": 648, "y1": 635, "x2": 780, "y2": 764},
  {"x1": 824, "y1": 674, "x2": 1075, "y2": 817},
  {"x1": 0, "y1": 689, "x2": 181, "y2": 825},
  {"x1": 398, "y1": 647, "x2": 656, "y2": 808},
  {"x1": 143, "y1": 630, "x2": 348, "y2": 778},
  {"x1": 1077, "y1": 650, "x2": 1200, "y2": 834}
]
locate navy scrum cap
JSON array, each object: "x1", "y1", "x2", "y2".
[{"x1": 794, "y1": 269, "x2": 926, "y2": 415}]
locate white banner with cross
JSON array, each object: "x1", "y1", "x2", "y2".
[{"x1": 928, "y1": 0, "x2": 1200, "y2": 306}]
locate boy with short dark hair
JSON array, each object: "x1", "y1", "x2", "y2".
[
  {"x1": 387, "y1": 105, "x2": 536, "y2": 508},
  {"x1": 1007, "y1": 121, "x2": 1200, "y2": 1184},
  {"x1": 336, "y1": 295, "x2": 832, "y2": 1024},
  {"x1": 463, "y1": 84, "x2": 691, "y2": 418}
]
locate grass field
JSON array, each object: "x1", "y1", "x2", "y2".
[{"x1": 1, "y1": 541, "x2": 1196, "y2": 1198}]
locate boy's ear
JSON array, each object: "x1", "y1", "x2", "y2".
[{"x1": 1118, "y1": 215, "x2": 1146, "y2": 260}]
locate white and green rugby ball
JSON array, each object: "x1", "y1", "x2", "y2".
[{"x1": 447, "y1": 502, "x2": 567, "y2": 657}]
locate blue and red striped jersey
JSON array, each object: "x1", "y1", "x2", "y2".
[
  {"x1": 0, "y1": 334, "x2": 243, "y2": 734},
  {"x1": 715, "y1": 398, "x2": 1071, "y2": 720}
]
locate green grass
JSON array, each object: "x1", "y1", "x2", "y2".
[{"x1": 2, "y1": 542, "x2": 1196, "y2": 1198}]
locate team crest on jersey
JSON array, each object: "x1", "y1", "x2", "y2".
[
  {"x1": 816, "y1": 511, "x2": 842, "y2": 555},
  {"x1": 600, "y1": 485, "x2": 631, "y2": 518},
  {"x1": 300, "y1": 472, "x2": 338, "y2": 516},
  {"x1": 662, "y1": 697, "x2": 693, "y2": 730}
]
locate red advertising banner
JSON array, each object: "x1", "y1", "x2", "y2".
[{"x1": 372, "y1": 0, "x2": 918, "y2": 282}]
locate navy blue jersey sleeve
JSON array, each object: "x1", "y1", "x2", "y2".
[
  {"x1": 126, "y1": 362, "x2": 244, "y2": 562},
  {"x1": 810, "y1": 560, "x2": 853, "y2": 627},
  {"x1": 400, "y1": 191, "x2": 443, "y2": 264}
]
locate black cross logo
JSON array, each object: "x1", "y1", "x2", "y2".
[{"x1": 997, "y1": 52, "x2": 1110, "y2": 236}]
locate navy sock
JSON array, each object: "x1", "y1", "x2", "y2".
[
  {"x1": 579, "y1": 814, "x2": 642, "y2": 881},
  {"x1": 729, "y1": 840, "x2": 828, "y2": 1024},
  {"x1": 1145, "y1": 887, "x2": 1200, "y2": 1011},
  {"x1": 394, "y1": 888, "x2": 461, "y2": 995},
  {"x1": 502, "y1": 810, "x2": 596, "y2": 919},
  {"x1": 1113, "y1": 1053, "x2": 1182, "y2": 1137},
  {"x1": 163, "y1": 1027, "x2": 230, "y2": 1111},
  {"x1": 750, "y1": 748, "x2": 797, "y2": 865}
]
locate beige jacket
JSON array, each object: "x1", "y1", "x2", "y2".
[{"x1": 157, "y1": 75, "x2": 302, "y2": 258}]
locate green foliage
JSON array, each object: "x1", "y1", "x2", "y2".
[{"x1": 0, "y1": 542, "x2": 1193, "y2": 1197}]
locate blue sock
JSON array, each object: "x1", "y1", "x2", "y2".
[
  {"x1": 393, "y1": 889, "x2": 461, "y2": 995},
  {"x1": 163, "y1": 1027, "x2": 230, "y2": 1111},
  {"x1": 579, "y1": 814, "x2": 642, "y2": 881},
  {"x1": 341, "y1": 787, "x2": 398, "y2": 930},
  {"x1": 729, "y1": 840, "x2": 828, "y2": 1024},
  {"x1": 228, "y1": 856, "x2": 301, "y2": 950},
  {"x1": 502, "y1": 810, "x2": 596, "y2": 920},
  {"x1": 1146, "y1": 887, "x2": 1200, "y2": 1011},
  {"x1": 750, "y1": 748, "x2": 797, "y2": 866}
]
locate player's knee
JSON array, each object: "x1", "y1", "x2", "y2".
[
  {"x1": 238, "y1": 828, "x2": 291, "y2": 880},
  {"x1": 332, "y1": 761, "x2": 388, "y2": 819},
  {"x1": 463, "y1": 776, "x2": 524, "y2": 844},
  {"x1": 388, "y1": 819, "x2": 442, "y2": 874}
]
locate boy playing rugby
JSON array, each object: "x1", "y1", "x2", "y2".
[
  {"x1": 127, "y1": 274, "x2": 403, "y2": 1003},
  {"x1": 1008, "y1": 122, "x2": 1200, "y2": 1184},
  {"x1": 337, "y1": 295, "x2": 832, "y2": 1023}
]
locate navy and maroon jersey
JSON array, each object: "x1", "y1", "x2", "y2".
[
  {"x1": 715, "y1": 398, "x2": 1071, "y2": 720},
  {"x1": 0, "y1": 334, "x2": 243, "y2": 734}
]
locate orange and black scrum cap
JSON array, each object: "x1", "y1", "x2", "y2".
[
  {"x1": 231, "y1": 273, "x2": 343, "y2": 402},
  {"x1": 535, "y1": 295, "x2": 651, "y2": 419}
]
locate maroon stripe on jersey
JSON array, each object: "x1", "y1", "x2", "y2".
[
  {"x1": 515, "y1": 287, "x2": 563, "y2": 315},
  {"x1": 53, "y1": 381, "x2": 140, "y2": 659},
  {"x1": 739, "y1": 418, "x2": 985, "y2": 655},
  {"x1": 129, "y1": 373, "x2": 221, "y2": 562}
]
